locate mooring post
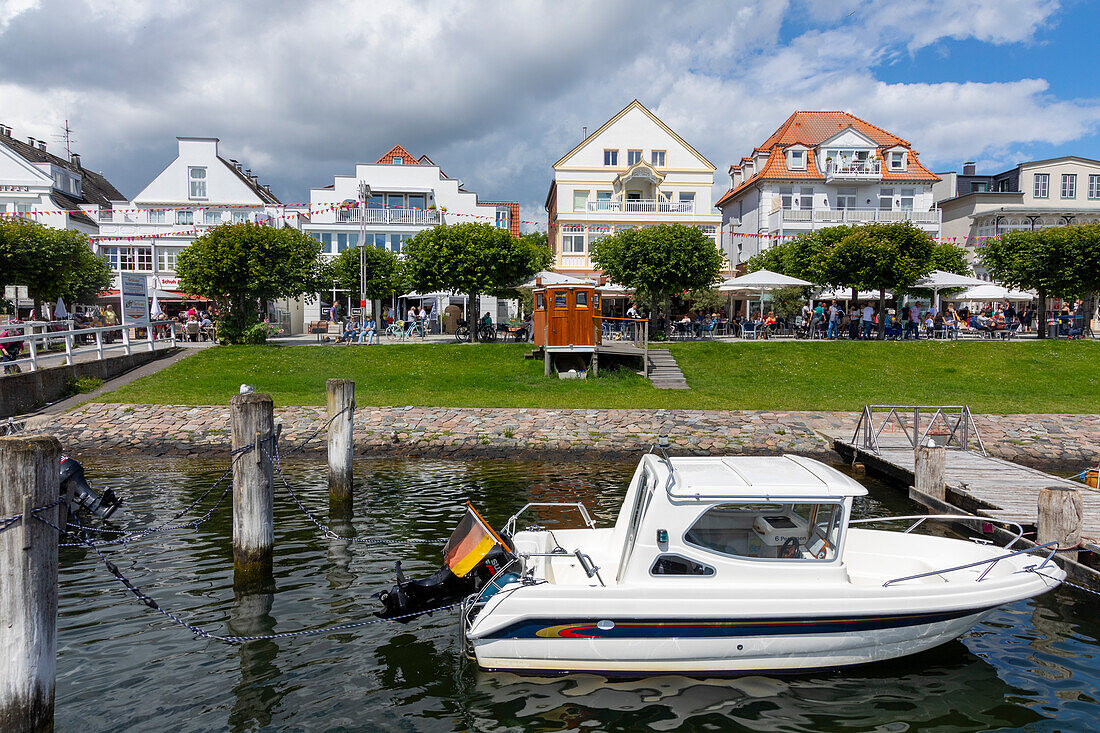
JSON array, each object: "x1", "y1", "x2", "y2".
[
  {"x1": 0, "y1": 435, "x2": 61, "y2": 733},
  {"x1": 326, "y1": 379, "x2": 355, "y2": 509},
  {"x1": 914, "y1": 441, "x2": 946, "y2": 501},
  {"x1": 231, "y1": 393, "x2": 274, "y2": 587},
  {"x1": 1038, "y1": 486, "x2": 1083, "y2": 563}
]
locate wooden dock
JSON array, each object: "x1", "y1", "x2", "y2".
[{"x1": 833, "y1": 439, "x2": 1100, "y2": 538}]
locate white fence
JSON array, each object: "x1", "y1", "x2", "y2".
[{"x1": 0, "y1": 320, "x2": 176, "y2": 375}]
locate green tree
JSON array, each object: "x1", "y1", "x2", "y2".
[
  {"x1": 745, "y1": 225, "x2": 855, "y2": 285},
  {"x1": 591, "y1": 223, "x2": 724, "y2": 326},
  {"x1": 685, "y1": 287, "x2": 727, "y2": 313},
  {"x1": 824, "y1": 221, "x2": 935, "y2": 338},
  {"x1": 0, "y1": 219, "x2": 112, "y2": 313},
  {"x1": 175, "y1": 223, "x2": 327, "y2": 343},
  {"x1": 769, "y1": 286, "x2": 806, "y2": 321},
  {"x1": 979, "y1": 224, "x2": 1100, "y2": 338},
  {"x1": 930, "y1": 242, "x2": 972, "y2": 275},
  {"x1": 401, "y1": 222, "x2": 539, "y2": 340}
]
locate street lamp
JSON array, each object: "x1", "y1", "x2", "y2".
[{"x1": 358, "y1": 182, "x2": 371, "y2": 325}]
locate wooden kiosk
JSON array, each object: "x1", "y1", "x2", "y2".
[{"x1": 531, "y1": 276, "x2": 601, "y2": 378}]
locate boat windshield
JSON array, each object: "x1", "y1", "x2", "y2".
[{"x1": 684, "y1": 502, "x2": 843, "y2": 561}]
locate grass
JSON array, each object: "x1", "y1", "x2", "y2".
[{"x1": 94, "y1": 341, "x2": 1100, "y2": 413}]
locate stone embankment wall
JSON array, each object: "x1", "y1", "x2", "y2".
[{"x1": 31, "y1": 404, "x2": 1100, "y2": 471}]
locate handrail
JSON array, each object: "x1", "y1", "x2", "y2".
[
  {"x1": 849, "y1": 404, "x2": 986, "y2": 455},
  {"x1": 1, "y1": 320, "x2": 175, "y2": 373},
  {"x1": 879, "y1": 541, "x2": 1059, "y2": 587},
  {"x1": 503, "y1": 502, "x2": 596, "y2": 536},
  {"x1": 849, "y1": 514, "x2": 1025, "y2": 549}
]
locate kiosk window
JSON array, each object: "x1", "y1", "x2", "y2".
[
  {"x1": 576, "y1": 291, "x2": 588, "y2": 307},
  {"x1": 536, "y1": 293, "x2": 545, "y2": 309},
  {"x1": 553, "y1": 291, "x2": 567, "y2": 308}
]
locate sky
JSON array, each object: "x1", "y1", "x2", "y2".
[{"x1": 3, "y1": 0, "x2": 1100, "y2": 230}]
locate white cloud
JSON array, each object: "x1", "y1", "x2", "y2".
[{"x1": 0, "y1": 0, "x2": 1093, "y2": 214}]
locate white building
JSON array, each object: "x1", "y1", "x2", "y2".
[
  {"x1": 303, "y1": 144, "x2": 519, "y2": 323},
  {"x1": 96, "y1": 137, "x2": 287, "y2": 318},
  {"x1": 716, "y1": 111, "x2": 942, "y2": 266},
  {"x1": 545, "y1": 100, "x2": 723, "y2": 278},
  {"x1": 0, "y1": 123, "x2": 125, "y2": 236},
  {"x1": 933, "y1": 157, "x2": 1100, "y2": 279}
]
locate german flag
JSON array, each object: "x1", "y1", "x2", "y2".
[{"x1": 443, "y1": 504, "x2": 511, "y2": 578}]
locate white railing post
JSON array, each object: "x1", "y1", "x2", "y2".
[
  {"x1": 63, "y1": 331, "x2": 72, "y2": 366},
  {"x1": 94, "y1": 329, "x2": 103, "y2": 360},
  {"x1": 26, "y1": 333, "x2": 38, "y2": 372},
  {"x1": 122, "y1": 326, "x2": 131, "y2": 356},
  {"x1": 170, "y1": 322, "x2": 177, "y2": 346},
  {"x1": 146, "y1": 321, "x2": 155, "y2": 352}
]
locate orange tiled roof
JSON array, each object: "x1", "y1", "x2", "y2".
[
  {"x1": 716, "y1": 111, "x2": 939, "y2": 207},
  {"x1": 376, "y1": 144, "x2": 417, "y2": 165}
]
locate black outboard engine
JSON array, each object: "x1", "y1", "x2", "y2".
[
  {"x1": 60, "y1": 456, "x2": 122, "y2": 520},
  {"x1": 373, "y1": 544, "x2": 512, "y2": 622}
]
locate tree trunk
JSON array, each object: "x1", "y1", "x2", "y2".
[
  {"x1": 1037, "y1": 288, "x2": 1047, "y2": 339},
  {"x1": 470, "y1": 292, "x2": 479, "y2": 342},
  {"x1": 878, "y1": 287, "x2": 887, "y2": 339}
]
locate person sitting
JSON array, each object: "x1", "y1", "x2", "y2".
[
  {"x1": 763, "y1": 311, "x2": 778, "y2": 338},
  {"x1": 924, "y1": 314, "x2": 936, "y2": 339},
  {"x1": 884, "y1": 310, "x2": 903, "y2": 340},
  {"x1": 358, "y1": 316, "x2": 377, "y2": 344},
  {"x1": 1, "y1": 324, "x2": 23, "y2": 372},
  {"x1": 338, "y1": 319, "x2": 357, "y2": 344}
]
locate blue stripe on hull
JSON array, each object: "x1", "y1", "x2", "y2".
[{"x1": 483, "y1": 607, "x2": 992, "y2": 640}]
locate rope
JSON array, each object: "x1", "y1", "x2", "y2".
[
  {"x1": 1029, "y1": 568, "x2": 1100, "y2": 599},
  {"x1": 0, "y1": 500, "x2": 62, "y2": 534}
]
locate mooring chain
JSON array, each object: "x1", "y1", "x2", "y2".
[
  {"x1": 265, "y1": 442, "x2": 445, "y2": 546},
  {"x1": 38, "y1": 497, "x2": 461, "y2": 643},
  {"x1": 276, "y1": 403, "x2": 353, "y2": 459}
]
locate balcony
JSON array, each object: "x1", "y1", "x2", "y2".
[
  {"x1": 768, "y1": 207, "x2": 941, "y2": 230},
  {"x1": 337, "y1": 207, "x2": 441, "y2": 225},
  {"x1": 823, "y1": 160, "x2": 881, "y2": 182},
  {"x1": 585, "y1": 199, "x2": 694, "y2": 214}
]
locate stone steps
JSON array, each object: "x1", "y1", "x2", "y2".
[{"x1": 644, "y1": 349, "x2": 688, "y2": 389}]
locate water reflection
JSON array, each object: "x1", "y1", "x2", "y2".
[{"x1": 53, "y1": 455, "x2": 1099, "y2": 732}]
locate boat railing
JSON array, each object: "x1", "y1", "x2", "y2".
[
  {"x1": 850, "y1": 404, "x2": 987, "y2": 455},
  {"x1": 850, "y1": 514, "x2": 1025, "y2": 548},
  {"x1": 503, "y1": 502, "x2": 597, "y2": 536},
  {"x1": 849, "y1": 514, "x2": 1058, "y2": 585}
]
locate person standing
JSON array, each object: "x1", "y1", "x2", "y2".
[
  {"x1": 861, "y1": 302, "x2": 875, "y2": 340},
  {"x1": 826, "y1": 300, "x2": 840, "y2": 340},
  {"x1": 328, "y1": 300, "x2": 339, "y2": 323}
]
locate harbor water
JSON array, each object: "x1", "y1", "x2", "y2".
[{"x1": 57, "y1": 456, "x2": 1099, "y2": 732}]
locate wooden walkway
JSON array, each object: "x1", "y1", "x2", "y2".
[{"x1": 834, "y1": 439, "x2": 1100, "y2": 537}]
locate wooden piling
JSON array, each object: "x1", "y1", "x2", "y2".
[
  {"x1": 231, "y1": 393, "x2": 274, "y2": 586},
  {"x1": 326, "y1": 379, "x2": 355, "y2": 509},
  {"x1": 914, "y1": 442, "x2": 946, "y2": 501},
  {"x1": 0, "y1": 435, "x2": 61, "y2": 733},
  {"x1": 1038, "y1": 486, "x2": 1083, "y2": 562}
]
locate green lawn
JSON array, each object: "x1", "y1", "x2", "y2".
[{"x1": 95, "y1": 341, "x2": 1100, "y2": 413}]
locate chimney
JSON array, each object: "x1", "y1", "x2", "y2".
[
  {"x1": 27, "y1": 136, "x2": 35, "y2": 146},
  {"x1": 70, "y1": 152, "x2": 81, "y2": 168},
  {"x1": 963, "y1": 161, "x2": 976, "y2": 175},
  {"x1": 0, "y1": 124, "x2": 9, "y2": 137},
  {"x1": 230, "y1": 158, "x2": 242, "y2": 171},
  {"x1": 38, "y1": 141, "x2": 46, "y2": 152}
]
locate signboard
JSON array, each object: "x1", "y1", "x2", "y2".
[
  {"x1": 351, "y1": 308, "x2": 362, "y2": 317},
  {"x1": 155, "y1": 276, "x2": 180, "y2": 290},
  {"x1": 4, "y1": 285, "x2": 28, "y2": 301},
  {"x1": 120, "y1": 273, "x2": 149, "y2": 323}
]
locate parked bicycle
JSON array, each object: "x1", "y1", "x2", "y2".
[
  {"x1": 385, "y1": 320, "x2": 427, "y2": 341},
  {"x1": 453, "y1": 319, "x2": 496, "y2": 343}
]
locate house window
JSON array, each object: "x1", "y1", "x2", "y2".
[
  {"x1": 780, "y1": 187, "x2": 792, "y2": 209},
  {"x1": 970, "y1": 181, "x2": 988, "y2": 193},
  {"x1": 105, "y1": 247, "x2": 153, "y2": 272},
  {"x1": 627, "y1": 149, "x2": 642, "y2": 166},
  {"x1": 573, "y1": 190, "x2": 590, "y2": 212},
  {"x1": 337, "y1": 233, "x2": 349, "y2": 252},
  {"x1": 679, "y1": 192, "x2": 695, "y2": 210},
  {"x1": 148, "y1": 209, "x2": 166, "y2": 224},
  {"x1": 1089, "y1": 175, "x2": 1100, "y2": 199},
  {"x1": 878, "y1": 188, "x2": 894, "y2": 210},
  {"x1": 232, "y1": 211, "x2": 249, "y2": 224},
  {"x1": 604, "y1": 149, "x2": 619, "y2": 166},
  {"x1": 1061, "y1": 174, "x2": 1076, "y2": 199},
  {"x1": 157, "y1": 248, "x2": 180, "y2": 272},
  {"x1": 789, "y1": 150, "x2": 805, "y2": 170},
  {"x1": 899, "y1": 188, "x2": 915, "y2": 211},
  {"x1": 562, "y1": 232, "x2": 585, "y2": 254},
  {"x1": 374, "y1": 233, "x2": 386, "y2": 249},
  {"x1": 408, "y1": 194, "x2": 425, "y2": 210},
  {"x1": 835, "y1": 187, "x2": 856, "y2": 209},
  {"x1": 1034, "y1": 173, "x2": 1049, "y2": 198},
  {"x1": 320, "y1": 233, "x2": 332, "y2": 253},
  {"x1": 495, "y1": 210, "x2": 509, "y2": 228},
  {"x1": 188, "y1": 167, "x2": 207, "y2": 199},
  {"x1": 204, "y1": 209, "x2": 221, "y2": 225},
  {"x1": 798, "y1": 187, "x2": 813, "y2": 210},
  {"x1": 595, "y1": 190, "x2": 613, "y2": 210},
  {"x1": 392, "y1": 156, "x2": 404, "y2": 165},
  {"x1": 176, "y1": 209, "x2": 193, "y2": 225},
  {"x1": 389, "y1": 233, "x2": 403, "y2": 252},
  {"x1": 651, "y1": 150, "x2": 666, "y2": 167},
  {"x1": 387, "y1": 194, "x2": 404, "y2": 209},
  {"x1": 890, "y1": 152, "x2": 906, "y2": 171}
]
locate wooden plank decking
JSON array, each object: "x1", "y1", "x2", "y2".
[{"x1": 834, "y1": 439, "x2": 1100, "y2": 537}]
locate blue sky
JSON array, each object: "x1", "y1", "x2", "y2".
[{"x1": 1, "y1": 0, "x2": 1098, "y2": 224}]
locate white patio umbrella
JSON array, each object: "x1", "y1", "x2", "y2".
[
  {"x1": 150, "y1": 293, "x2": 164, "y2": 318},
  {"x1": 954, "y1": 284, "x2": 1036, "y2": 302},
  {"x1": 914, "y1": 270, "x2": 988, "y2": 312},
  {"x1": 718, "y1": 269, "x2": 812, "y2": 317},
  {"x1": 54, "y1": 297, "x2": 68, "y2": 319},
  {"x1": 816, "y1": 288, "x2": 891, "y2": 302}
]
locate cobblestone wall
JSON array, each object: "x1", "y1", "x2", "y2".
[{"x1": 30, "y1": 404, "x2": 1099, "y2": 471}]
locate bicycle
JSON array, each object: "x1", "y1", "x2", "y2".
[
  {"x1": 385, "y1": 321, "x2": 409, "y2": 341},
  {"x1": 454, "y1": 319, "x2": 470, "y2": 343}
]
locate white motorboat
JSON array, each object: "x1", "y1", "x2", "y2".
[{"x1": 457, "y1": 452, "x2": 1064, "y2": 676}]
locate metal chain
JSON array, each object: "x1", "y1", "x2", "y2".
[{"x1": 40, "y1": 497, "x2": 461, "y2": 643}]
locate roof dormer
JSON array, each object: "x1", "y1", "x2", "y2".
[
  {"x1": 785, "y1": 144, "x2": 809, "y2": 172},
  {"x1": 884, "y1": 146, "x2": 908, "y2": 173}
]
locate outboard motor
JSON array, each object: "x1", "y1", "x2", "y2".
[
  {"x1": 374, "y1": 504, "x2": 513, "y2": 621},
  {"x1": 60, "y1": 456, "x2": 122, "y2": 520}
]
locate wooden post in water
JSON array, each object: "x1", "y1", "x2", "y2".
[
  {"x1": 231, "y1": 393, "x2": 274, "y2": 586},
  {"x1": 1038, "y1": 486, "x2": 1082, "y2": 562},
  {"x1": 326, "y1": 379, "x2": 355, "y2": 511},
  {"x1": 914, "y1": 442, "x2": 946, "y2": 501},
  {"x1": 0, "y1": 435, "x2": 61, "y2": 733}
]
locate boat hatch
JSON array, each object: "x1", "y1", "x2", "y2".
[
  {"x1": 665, "y1": 456, "x2": 867, "y2": 499},
  {"x1": 684, "y1": 501, "x2": 844, "y2": 561}
]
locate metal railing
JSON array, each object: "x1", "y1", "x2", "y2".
[
  {"x1": 848, "y1": 514, "x2": 1058, "y2": 585},
  {"x1": 597, "y1": 316, "x2": 649, "y2": 377},
  {"x1": 586, "y1": 199, "x2": 695, "y2": 214},
  {"x1": 824, "y1": 160, "x2": 882, "y2": 180},
  {"x1": 503, "y1": 501, "x2": 597, "y2": 536},
  {"x1": 1, "y1": 320, "x2": 176, "y2": 374},
  {"x1": 775, "y1": 207, "x2": 941, "y2": 226},
  {"x1": 850, "y1": 404, "x2": 986, "y2": 455},
  {"x1": 336, "y1": 207, "x2": 441, "y2": 225}
]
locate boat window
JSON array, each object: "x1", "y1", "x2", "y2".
[
  {"x1": 616, "y1": 466, "x2": 654, "y2": 582},
  {"x1": 684, "y1": 503, "x2": 843, "y2": 561},
  {"x1": 650, "y1": 554, "x2": 715, "y2": 576}
]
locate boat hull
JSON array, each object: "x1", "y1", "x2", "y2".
[{"x1": 472, "y1": 607, "x2": 997, "y2": 675}]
